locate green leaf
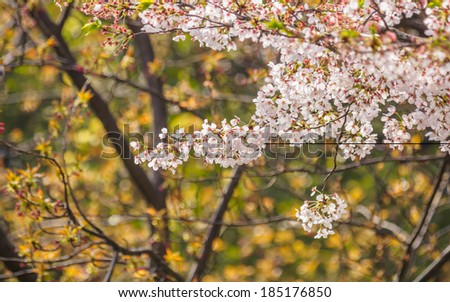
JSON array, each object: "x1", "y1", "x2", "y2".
[
  {"x1": 340, "y1": 30, "x2": 360, "y2": 40},
  {"x1": 81, "y1": 19, "x2": 102, "y2": 36},
  {"x1": 428, "y1": 0, "x2": 442, "y2": 8},
  {"x1": 136, "y1": 0, "x2": 155, "y2": 11}
]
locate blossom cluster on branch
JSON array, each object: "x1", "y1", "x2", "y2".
[
  {"x1": 131, "y1": 118, "x2": 267, "y2": 172},
  {"x1": 77, "y1": 0, "x2": 450, "y2": 238}
]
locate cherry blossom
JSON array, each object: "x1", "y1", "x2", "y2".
[{"x1": 295, "y1": 188, "x2": 348, "y2": 239}]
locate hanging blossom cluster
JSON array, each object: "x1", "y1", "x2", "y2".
[
  {"x1": 78, "y1": 0, "x2": 450, "y2": 237},
  {"x1": 295, "y1": 187, "x2": 348, "y2": 239}
]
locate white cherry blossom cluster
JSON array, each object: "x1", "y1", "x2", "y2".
[{"x1": 295, "y1": 188, "x2": 348, "y2": 239}]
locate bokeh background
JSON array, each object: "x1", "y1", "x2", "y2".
[{"x1": 0, "y1": 0, "x2": 449, "y2": 281}]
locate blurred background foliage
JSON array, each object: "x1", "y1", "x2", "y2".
[{"x1": 0, "y1": 0, "x2": 449, "y2": 282}]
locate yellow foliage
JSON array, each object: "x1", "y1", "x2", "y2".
[
  {"x1": 212, "y1": 238, "x2": 226, "y2": 252},
  {"x1": 409, "y1": 206, "x2": 421, "y2": 224},
  {"x1": 348, "y1": 248, "x2": 361, "y2": 261},
  {"x1": 348, "y1": 186, "x2": 364, "y2": 203},
  {"x1": 75, "y1": 90, "x2": 94, "y2": 107},
  {"x1": 147, "y1": 59, "x2": 164, "y2": 76},
  {"x1": 326, "y1": 234, "x2": 343, "y2": 249},
  {"x1": 251, "y1": 225, "x2": 274, "y2": 246},
  {"x1": 133, "y1": 268, "x2": 152, "y2": 280},
  {"x1": 7, "y1": 128, "x2": 24, "y2": 142},
  {"x1": 277, "y1": 246, "x2": 296, "y2": 264},
  {"x1": 164, "y1": 249, "x2": 184, "y2": 263},
  {"x1": 292, "y1": 240, "x2": 305, "y2": 254},
  {"x1": 17, "y1": 244, "x2": 32, "y2": 258},
  {"x1": 274, "y1": 230, "x2": 294, "y2": 244},
  {"x1": 297, "y1": 260, "x2": 320, "y2": 276},
  {"x1": 223, "y1": 265, "x2": 255, "y2": 281},
  {"x1": 261, "y1": 197, "x2": 275, "y2": 211}
]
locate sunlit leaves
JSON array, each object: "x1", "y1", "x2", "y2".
[
  {"x1": 75, "y1": 89, "x2": 94, "y2": 107},
  {"x1": 58, "y1": 226, "x2": 83, "y2": 245},
  {"x1": 35, "y1": 140, "x2": 53, "y2": 156},
  {"x1": 428, "y1": 0, "x2": 442, "y2": 8},
  {"x1": 164, "y1": 249, "x2": 184, "y2": 264}
]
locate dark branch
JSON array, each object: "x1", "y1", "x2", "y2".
[
  {"x1": 187, "y1": 166, "x2": 245, "y2": 281},
  {"x1": 1, "y1": 140, "x2": 181, "y2": 281},
  {"x1": 127, "y1": 22, "x2": 168, "y2": 210}
]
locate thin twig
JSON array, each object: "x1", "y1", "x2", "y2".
[
  {"x1": 259, "y1": 154, "x2": 447, "y2": 178},
  {"x1": 0, "y1": 139, "x2": 77, "y2": 224},
  {"x1": 104, "y1": 250, "x2": 119, "y2": 282},
  {"x1": 323, "y1": 103, "x2": 353, "y2": 184}
]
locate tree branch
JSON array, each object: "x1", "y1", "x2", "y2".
[
  {"x1": 187, "y1": 166, "x2": 245, "y2": 281},
  {"x1": 396, "y1": 157, "x2": 450, "y2": 281},
  {"x1": 1, "y1": 140, "x2": 182, "y2": 281},
  {"x1": 103, "y1": 250, "x2": 119, "y2": 282},
  {"x1": 355, "y1": 205, "x2": 409, "y2": 244},
  {"x1": 260, "y1": 154, "x2": 447, "y2": 177},
  {"x1": 413, "y1": 244, "x2": 450, "y2": 282},
  {"x1": 0, "y1": 242, "x2": 102, "y2": 264}
]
